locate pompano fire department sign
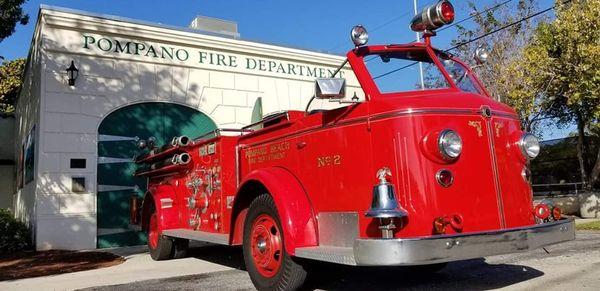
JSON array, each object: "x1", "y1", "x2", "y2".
[{"x1": 81, "y1": 34, "x2": 345, "y2": 79}]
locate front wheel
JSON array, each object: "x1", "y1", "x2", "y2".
[{"x1": 243, "y1": 194, "x2": 307, "y2": 291}]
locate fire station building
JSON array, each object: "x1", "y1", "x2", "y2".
[{"x1": 11, "y1": 6, "x2": 362, "y2": 250}]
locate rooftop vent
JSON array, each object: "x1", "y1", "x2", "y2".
[{"x1": 189, "y1": 15, "x2": 240, "y2": 39}]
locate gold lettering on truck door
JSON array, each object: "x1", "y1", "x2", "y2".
[
  {"x1": 468, "y1": 121, "x2": 483, "y2": 137},
  {"x1": 317, "y1": 154, "x2": 342, "y2": 167},
  {"x1": 494, "y1": 122, "x2": 504, "y2": 137}
]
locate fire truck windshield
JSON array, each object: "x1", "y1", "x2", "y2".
[
  {"x1": 436, "y1": 53, "x2": 484, "y2": 95},
  {"x1": 364, "y1": 49, "x2": 483, "y2": 95}
]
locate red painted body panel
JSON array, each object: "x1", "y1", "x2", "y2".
[
  {"x1": 147, "y1": 183, "x2": 180, "y2": 230},
  {"x1": 141, "y1": 41, "x2": 537, "y2": 249},
  {"x1": 236, "y1": 168, "x2": 318, "y2": 254}
]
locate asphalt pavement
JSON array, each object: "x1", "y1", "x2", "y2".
[{"x1": 80, "y1": 231, "x2": 600, "y2": 291}]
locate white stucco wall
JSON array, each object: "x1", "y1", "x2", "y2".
[
  {"x1": 13, "y1": 18, "x2": 43, "y2": 238},
  {"x1": 16, "y1": 7, "x2": 366, "y2": 250}
]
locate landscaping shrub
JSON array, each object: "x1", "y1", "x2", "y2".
[{"x1": 0, "y1": 209, "x2": 30, "y2": 255}]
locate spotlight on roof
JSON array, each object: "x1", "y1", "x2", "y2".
[{"x1": 410, "y1": 0, "x2": 455, "y2": 34}]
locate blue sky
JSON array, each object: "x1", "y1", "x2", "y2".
[
  {"x1": 0, "y1": 0, "x2": 567, "y2": 138},
  {"x1": 0, "y1": 0, "x2": 555, "y2": 59}
]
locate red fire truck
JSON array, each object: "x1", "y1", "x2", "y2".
[{"x1": 133, "y1": 1, "x2": 575, "y2": 290}]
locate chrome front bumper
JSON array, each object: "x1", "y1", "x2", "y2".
[{"x1": 295, "y1": 218, "x2": 575, "y2": 266}]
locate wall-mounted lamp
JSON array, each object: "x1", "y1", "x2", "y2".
[{"x1": 66, "y1": 60, "x2": 79, "y2": 86}]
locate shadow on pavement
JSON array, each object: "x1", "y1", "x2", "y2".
[
  {"x1": 186, "y1": 243, "x2": 246, "y2": 270},
  {"x1": 184, "y1": 244, "x2": 544, "y2": 290},
  {"x1": 301, "y1": 258, "x2": 544, "y2": 290}
]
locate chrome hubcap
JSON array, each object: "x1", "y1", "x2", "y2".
[{"x1": 257, "y1": 238, "x2": 267, "y2": 253}]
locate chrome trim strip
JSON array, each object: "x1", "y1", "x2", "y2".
[
  {"x1": 242, "y1": 111, "x2": 290, "y2": 131},
  {"x1": 97, "y1": 184, "x2": 139, "y2": 192},
  {"x1": 160, "y1": 198, "x2": 173, "y2": 209},
  {"x1": 98, "y1": 156, "x2": 133, "y2": 164},
  {"x1": 369, "y1": 108, "x2": 478, "y2": 122},
  {"x1": 296, "y1": 219, "x2": 574, "y2": 266},
  {"x1": 295, "y1": 246, "x2": 357, "y2": 265},
  {"x1": 240, "y1": 108, "x2": 517, "y2": 149},
  {"x1": 163, "y1": 229, "x2": 229, "y2": 245},
  {"x1": 485, "y1": 119, "x2": 506, "y2": 228},
  {"x1": 195, "y1": 128, "x2": 251, "y2": 141},
  {"x1": 491, "y1": 110, "x2": 519, "y2": 119},
  {"x1": 353, "y1": 218, "x2": 574, "y2": 266},
  {"x1": 235, "y1": 144, "x2": 241, "y2": 187},
  {"x1": 98, "y1": 134, "x2": 139, "y2": 142}
]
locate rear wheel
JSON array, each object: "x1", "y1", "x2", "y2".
[
  {"x1": 172, "y1": 238, "x2": 189, "y2": 259},
  {"x1": 147, "y1": 211, "x2": 174, "y2": 260},
  {"x1": 243, "y1": 194, "x2": 307, "y2": 291}
]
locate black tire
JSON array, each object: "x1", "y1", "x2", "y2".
[
  {"x1": 243, "y1": 194, "x2": 307, "y2": 291},
  {"x1": 148, "y1": 211, "x2": 174, "y2": 261},
  {"x1": 172, "y1": 238, "x2": 189, "y2": 259}
]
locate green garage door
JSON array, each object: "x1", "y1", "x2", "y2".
[{"x1": 97, "y1": 102, "x2": 217, "y2": 248}]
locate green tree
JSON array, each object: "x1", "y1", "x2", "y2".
[
  {"x1": 0, "y1": 58, "x2": 25, "y2": 114},
  {"x1": 508, "y1": 0, "x2": 600, "y2": 187},
  {"x1": 450, "y1": 0, "x2": 543, "y2": 132},
  {"x1": 0, "y1": 0, "x2": 29, "y2": 45}
]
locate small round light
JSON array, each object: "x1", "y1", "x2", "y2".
[
  {"x1": 534, "y1": 204, "x2": 550, "y2": 220},
  {"x1": 350, "y1": 25, "x2": 369, "y2": 47},
  {"x1": 519, "y1": 133, "x2": 540, "y2": 159},
  {"x1": 439, "y1": 1, "x2": 455, "y2": 23},
  {"x1": 449, "y1": 214, "x2": 463, "y2": 231},
  {"x1": 474, "y1": 45, "x2": 489, "y2": 65},
  {"x1": 438, "y1": 129, "x2": 463, "y2": 160},
  {"x1": 552, "y1": 207, "x2": 562, "y2": 221},
  {"x1": 436, "y1": 169, "x2": 454, "y2": 187},
  {"x1": 433, "y1": 217, "x2": 447, "y2": 234}
]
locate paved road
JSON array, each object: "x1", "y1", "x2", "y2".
[{"x1": 82, "y1": 232, "x2": 600, "y2": 291}]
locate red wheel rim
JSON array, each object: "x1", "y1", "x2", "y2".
[
  {"x1": 148, "y1": 213, "x2": 159, "y2": 249},
  {"x1": 250, "y1": 214, "x2": 283, "y2": 278}
]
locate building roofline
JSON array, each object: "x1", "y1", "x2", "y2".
[{"x1": 38, "y1": 4, "x2": 345, "y2": 57}]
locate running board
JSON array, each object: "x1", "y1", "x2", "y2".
[
  {"x1": 295, "y1": 246, "x2": 356, "y2": 266},
  {"x1": 163, "y1": 229, "x2": 229, "y2": 245}
]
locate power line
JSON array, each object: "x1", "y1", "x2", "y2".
[
  {"x1": 445, "y1": 0, "x2": 571, "y2": 52},
  {"x1": 368, "y1": 0, "x2": 515, "y2": 65},
  {"x1": 436, "y1": 0, "x2": 515, "y2": 34},
  {"x1": 327, "y1": 0, "x2": 437, "y2": 52},
  {"x1": 373, "y1": 0, "x2": 570, "y2": 79}
]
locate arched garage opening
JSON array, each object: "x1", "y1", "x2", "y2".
[{"x1": 96, "y1": 102, "x2": 217, "y2": 248}]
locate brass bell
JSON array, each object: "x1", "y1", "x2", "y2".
[{"x1": 366, "y1": 167, "x2": 408, "y2": 219}]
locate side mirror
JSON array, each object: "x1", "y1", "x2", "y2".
[{"x1": 315, "y1": 78, "x2": 346, "y2": 99}]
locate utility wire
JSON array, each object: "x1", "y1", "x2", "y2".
[
  {"x1": 367, "y1": 0, "x2": 514, "y2": 64},
  {"x1": 327, "y1": 0, "x2": 437, "y2": 52},
  {"x1": 369, "y1": 0, "x2": 514, "y2": 66},
  {"x1": 373, "y1": 0, "x2": 571, "y2": 79},
  {"x1": 436, "y1": 0, "x2": 515, "y2": 34},
  {"x1": 445, "y1": 0, "x2": 571, "y2": 52}
]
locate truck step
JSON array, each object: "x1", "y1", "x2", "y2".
[
  {"x1": 163, "y1": 229, "x2": 229, "y2": 245},
  {"x1": 294, "y1": 246, "x2": 356, "y2": 266}
]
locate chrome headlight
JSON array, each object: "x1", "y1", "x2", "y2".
[
  {"x1": 438, "y1": 129, "x2": 462, "y2": 160},
  {"x1": 519, "y1": 133, "x2": 540, "y2": 159}
]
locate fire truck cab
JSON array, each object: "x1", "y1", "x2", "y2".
[{"x1": 134, "y1": 1, "x2": 575, "y2": 290}]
